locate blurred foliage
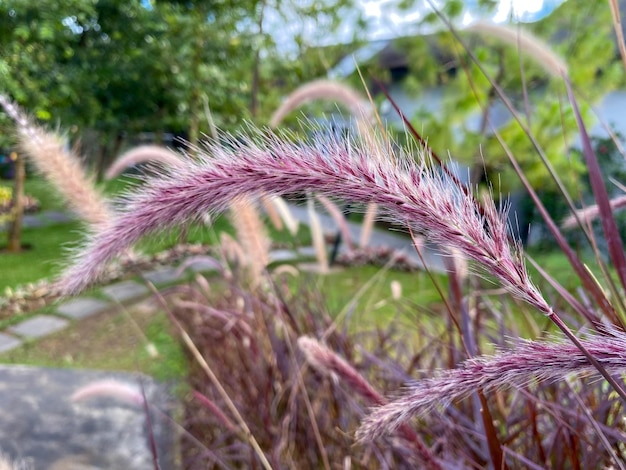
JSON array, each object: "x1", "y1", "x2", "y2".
[
  {"x1": 524, "y1": 131, "x2": 626, "y2": 252},
  {"x1": 351, "y1": 0, "x2": 622, "y2": 194},
  {"x1": 0, "y1": 0, "x2": 622, "y2": 193},
  {"x1": 0, "y1": 0, "x2": 362, "y2": 166}
]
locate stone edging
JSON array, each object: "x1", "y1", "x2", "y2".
[{"x1": 0, "y1": 249, "x2": 311, "y2": 354}]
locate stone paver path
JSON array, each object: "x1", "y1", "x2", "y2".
[{"x1": 8, "y1": 315, "x2": 68, "y2": 340}]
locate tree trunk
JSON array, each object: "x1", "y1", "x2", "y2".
[{"x1": 7, "y1": 154, "x2": 25, "y2": 252}]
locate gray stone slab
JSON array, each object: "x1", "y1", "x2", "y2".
[
  {"x1": 0, "y1": 333, "x2": 22, "y2": 353},
  {"x1": 0, "y1": 365, "x2": 175, "y2": 469},
  {"x1": 41, "y1": 210, "x2": 75, "y2": 224},
  {"x1": 270, "y1": 246, "x2": 318, "y2": 260},
  {"x1": 8, "y1": 315, "x2": 69, "y2": 339},
  {"x1": 21, "y1": 214, "x2": 46, "y2": 228},
  {"x1": 101, "y1": 280, "x2": 149, "y2": 303},
  {"x1": 184, "y1": 258, "x2": 221, "y2": 273},
  {"x1": 56, "y1": 297, "x2": 111, "y2": 320},
  {"x1": 142, "y1": 266, "x2": 183, "y2": 286},
  {"x1": 269, "y1": 249, "x2": 299, "y2": 263}
]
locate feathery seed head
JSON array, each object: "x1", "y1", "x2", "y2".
[
  {"x1": 0, "y1": 94, "x2": 112, "y2": 227},
  {"x1": 298, "y1": 336, "x2": 384, "y2": 405},
  {"x1": 356, "y1": 333, "x2": 626, "y2": 442},
  {"x1": 104, "y1": 145, "x2": 185, "y2": 180},
  {"x1": 466, "y1": 21, "x2": 568, "y2": 78},
  {"x1": 58, "y1": 129, "x2": 548, "y2": 318}
]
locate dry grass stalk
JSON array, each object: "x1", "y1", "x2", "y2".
[{"x1": 609, "y1": 0, "x2": 626, "y2": 74}]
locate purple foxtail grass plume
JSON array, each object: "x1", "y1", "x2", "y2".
[
  {"x1": 298, "y1": 336, "x2": 444, "y2": 470},
  {"x1": 70, "y1": 379, "x2": 144, "y2": 407},
  {"x1": 465, "y1": 21, "x2": 568, "y2": 78},
  {"x1": 192, "y1": 390, "x2": 237, "y2": 433},
  {"x1": 561, "y1": 194, "x2": 626, "y2": 229},
  {"x1": 58, "y1": 129, "x2": 550, "y2": 318},
  {"x1": 315, "y1": 194, "x2": 354, "y2": 251},
  {"x1": 0, "y1": 94, "x2": 112, "y2": 227},
  {"x1": 356, "y1": 333, "x2": 626, "y2": 442},
  {"x1": 104, "y1": 145, "x2": 185, "y2": 180},
  {"x1": 174, "y1": 299, "x2": 254, "y2": 336}
]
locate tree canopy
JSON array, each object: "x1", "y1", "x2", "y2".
[
  {"x1": 0, "y1": 0, "x2": 361, "y2": 167},
  {"x1": 347, "y1": 0, "x2": 623, "y2": 194}
]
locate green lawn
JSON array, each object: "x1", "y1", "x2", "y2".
[{"x1": 0, "y1": 221, "x2": 84, "y2": 290}]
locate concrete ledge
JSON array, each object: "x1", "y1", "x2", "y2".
[{"x1": 142, "y1": 267, "x2": 184, "y2": 286}]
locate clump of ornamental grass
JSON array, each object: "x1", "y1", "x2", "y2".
[
  {"x1": 162, "y1": 265, "x2": 448, "y2": 469},
  {"x1": 144, "y1": 250, "x2": 625, "y2": 469},
  {"x1": 54, "y1": 123, "x2": 626, "y2": 466},
  {"x1": 12, "y1": 3, "x2": 626, "y2": 466}
]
